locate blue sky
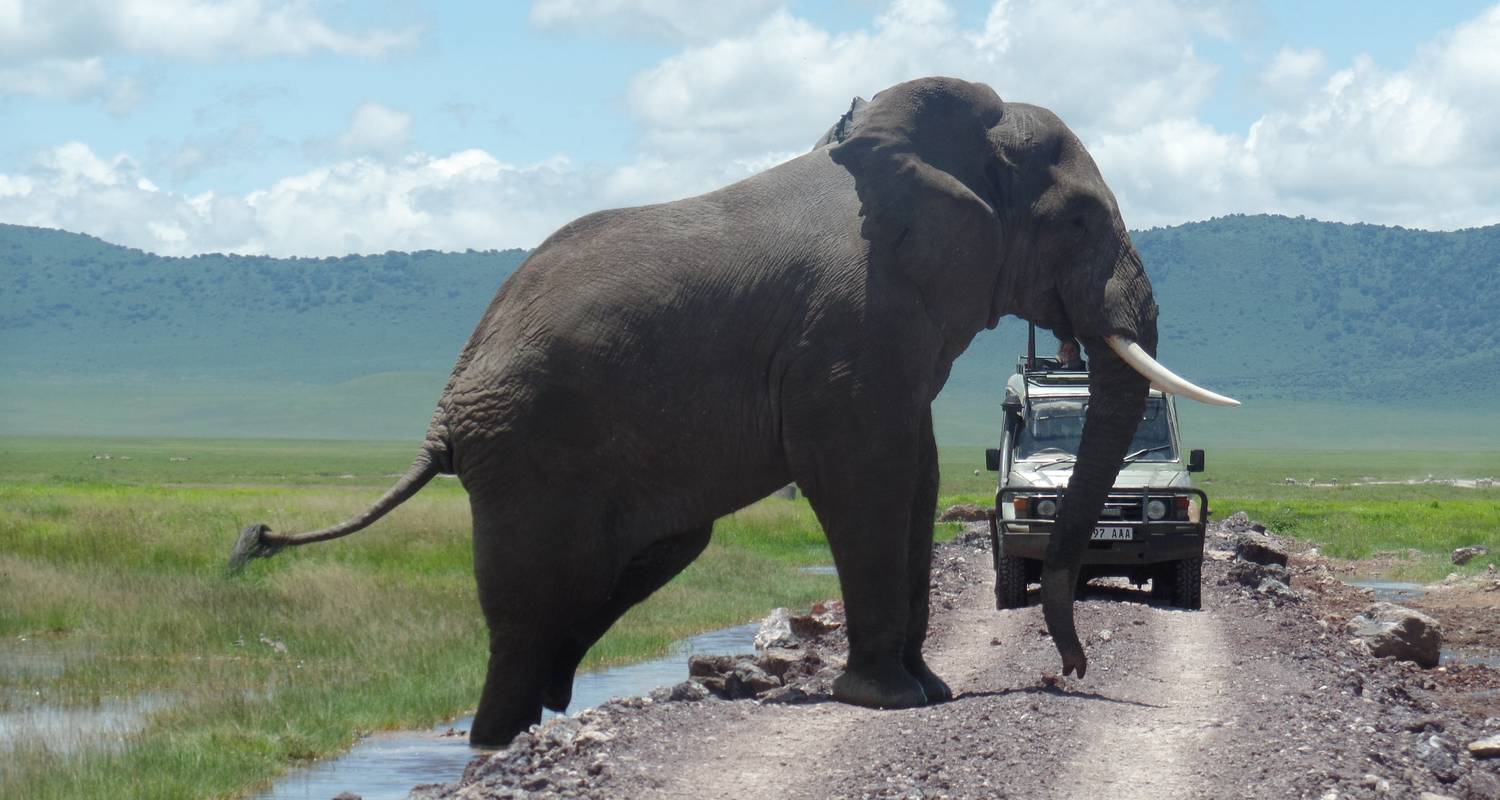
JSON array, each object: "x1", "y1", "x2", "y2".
[{"x1": 2, "y1": 1, "x2": 1497, "y2": 255}]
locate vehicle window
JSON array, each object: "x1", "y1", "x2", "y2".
[{"x1": 1014, "y1": 397, "x2": 1176, "y2": 462}]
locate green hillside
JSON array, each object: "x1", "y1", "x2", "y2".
[{"x1": 2, "y1": 216, "x2": 1497, "y2": 446}]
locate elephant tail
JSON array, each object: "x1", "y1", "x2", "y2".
[{"x1": 227, "y1": 448, "x2": 442, "y2": 574}]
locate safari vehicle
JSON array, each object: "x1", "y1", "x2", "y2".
[{"x1": 985, "y1": 325, "x2": 1210, "y2": 609}]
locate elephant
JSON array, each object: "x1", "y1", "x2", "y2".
[{"x1": 229, "y1": 76, "x2": 1235, "y2": 747}]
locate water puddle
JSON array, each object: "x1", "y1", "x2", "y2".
[
  {"x1": 1345, "y1": 579, "x2": 1427, "y2": 603},
  {"x1": 0, "y1": 693, "x2": 174, "y2": 756},
  {"x1": 799, "y1": 565, "x2": 838, "y2": 576},
  {"x1": 1442, "y1": 648, "x2": 1500, "y2": 669},
  {"x1": 255, "y1": 622, "x2": 760, "y2": 800}
]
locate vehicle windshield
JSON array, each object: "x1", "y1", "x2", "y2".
[{"x1": 1014, "y1": 396, "x2": 1176, "y2": 462}]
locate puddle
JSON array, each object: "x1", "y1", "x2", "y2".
[
  {"x1": 1345, "y1": 579, "x2": 1427, "y2": 603},
  {"x1": 1442, "y1": 648, "x2": 1500, "y2": 669},
  {"x1": 0, "y1": 639, "x2": 92, "y2": 680},
  {"x1": 0, "y1": 693, "x2": 174, "y2": 756},
  {"x1": 800, "y1": 565, "x2": 838, "y2": 576},
  {"x1": 255, "y1": 622, "x2": 760, "y2": 800}
]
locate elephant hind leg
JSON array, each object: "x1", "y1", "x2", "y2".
[
  {"x1": 543, "y1": 523, "x2": 712, "y2": 711},
  {"x1": 466, "y1": 497, "x2": 612, "y2": 748}
]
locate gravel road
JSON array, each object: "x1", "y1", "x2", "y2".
[{"x1": 411, "y1": 527, "x2": 1500, "y2": 800}]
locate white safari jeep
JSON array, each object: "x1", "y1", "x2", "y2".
[{"x1": 985, "y1": 346, "x2": 1210, "y2": 610}]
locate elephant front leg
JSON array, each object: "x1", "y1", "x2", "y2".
[
  {"x1": 901, "y1": 408, "x2": 952, "y2": 703},
  {"x1": 796, "y1": 438, "x2": 927, "y2": 710}
]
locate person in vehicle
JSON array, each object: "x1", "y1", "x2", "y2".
[{"x1": 1056, "y1": 337, "x2": 1086, "y2": 370}]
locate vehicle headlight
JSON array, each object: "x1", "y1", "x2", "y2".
[
  {"x1": 1145, "y1": 499, "x2": 1168, "y2": 521},
  {"x1": 1036, "y1": 499, "x2": 1057, "y2": 518}
]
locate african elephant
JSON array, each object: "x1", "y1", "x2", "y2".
[{"x1": 229, "y1": 76, "x2": 1235, "y2": 747}]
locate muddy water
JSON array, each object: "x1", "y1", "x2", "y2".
[
  {"x1": 0, "y1": 693, "x2": 175, "y2": 755},
  {"x1": 255, "y1": 622, "x2": 760, "y2": 800},
  {"x1": 1345, "y1": 579, "x2": 1427, "y2": 603}
]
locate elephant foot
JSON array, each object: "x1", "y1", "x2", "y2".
[
  {"x1": 541, "y1": 639, "x2": 587, "y2": 712},
  {"x1": 904, "y1": 655, "x2": 953, "y2": 703},
  {"x1": 833, "y1": 660, "x2": 927, "y2": 709},
  {"x1": 541, "y1": 673, "x2": 573, "y2": 713}
]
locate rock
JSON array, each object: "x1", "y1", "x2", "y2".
[
  {"x1": 756, "y1": 648, "x2": 822, "y2": 681},
  {"x1": 1096, "y1": 629, "x2": 1112, "y2": 642},
  {"x1": 729, "y1": 661, "x2": 782, "y2": 695},
  {"x1": 1284, "y1": 477, "x2": 1298, "y2": 485},
  {"x1": 539, "y1": 716, "x2": 581, "y2": 749},
  {"x1": 1256, "y1": 578, "x2": 1300, "y2": 602},
  {"x1": 758, "y1": 684, "x2": 810, "y2": 705},
  {"x1": 938, "y1": 503, "x2": 989, "y2": 522},
  {"x1": 688, "y1": 654, "x2": 736, "y2": 678},
  {"x1": 1347, "y1": 602, "x2": 1442, "y2": 668},
  {"x1": 1224, "y1": 559, "x2": 1292, "y2": 588},
  {"x1": 1221, "y1": 510, "x2": 1253, "y2": 532},
  {"x1": 1468, "y1": 733, "x2": 1500, "y2": 758},
  {"x1": 1418, "y1": 793, "x2": 1458, "y2": 800},
  {"x1": 333, "y1": 793, "x2": 362, "y2": 800},
  {"x1": 1452, "y1": 546, "x2": 1489, "y2": 566},
  {"x1": 754, "y1": 608, "x2": 801, "y2": 650},
  {"x1": 1458, "y1": 770, "x2": 1500, "y2": 800},
  {"x1": 650, "y1": 680, "x2": 709, "y2": 703},
  {"x1": 789, "y1": 611, "x2": 840, "y2": 640},
  {"x1": 1232, "y1": 534, "x2": 1289, "y2": 567},
  {"x1": 1418, "y1": 735, "x2": 1463, "y2": 783}
]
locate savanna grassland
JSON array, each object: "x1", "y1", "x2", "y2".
[
  {"x1": 3, "y1": 437, "x2": 1498, "y2": 799},
  {"x1": 0, "y1": 437, "x2": 848, "y2": 799}
]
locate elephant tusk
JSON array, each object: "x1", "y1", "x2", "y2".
[{"x1": 1106, "y1": 336, "x2": 1241, "y2": 407}]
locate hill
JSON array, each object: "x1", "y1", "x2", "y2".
[{"x1": 2, "y1": 216, "x2": 1497, "y2": 446}]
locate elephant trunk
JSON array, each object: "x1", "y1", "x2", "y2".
[{"x1": 1040, "y1": 328, "x2": 1151, "y2": 677}]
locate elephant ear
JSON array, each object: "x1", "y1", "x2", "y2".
[
  {"x1": 812, "y1": 96, "x2": 870, "y2": 150},
  {"x1": 827, "y1": 79, "x2": 1009, "y2": 339}
]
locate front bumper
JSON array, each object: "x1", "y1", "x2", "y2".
[{"x1": 991, "y1": 486, "x2": 1209, "y2": 566}]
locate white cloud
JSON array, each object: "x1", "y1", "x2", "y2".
[
  {"x1": 6, "y1": 1, "x2": 1500, "y2": 258},
  {"x1": 0, "y1": 141, "x2": 611, "y2": 256},
  {"x1": 336, "y1": 102, "x2": 412, "y2": 157},
  {"x1": 529, "y1": 0, "x2": 782, "y2": 41},
  {"x1": 627, "y1": 0, "x2": 1229, "y2": 163},
  {"x1": 0, "y1": 56, "x2": 108, "y2": 98},
  {"x1": 0, "y1": 1, "x2": 417, "y2": 101},
  {"x1": 1098, "y1": 5, "x2": 1500, "y2": 231}
]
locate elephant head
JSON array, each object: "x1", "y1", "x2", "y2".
[{"x1": 820, "y1": 78, "x2": 1235, "y2": 676}]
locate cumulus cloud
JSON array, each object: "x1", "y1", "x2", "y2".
[
  {"x1": 6, "y1": 0, "x2": 1500, "y2": 257},
  {"x1": 627, "y1": 0, "x2": 1229, "y2": 161},
  {"x1": 0, "y1": 0, "x2": 417, "y2": 101},
  {"x1": 529, "y1": 0, "x2": 782, "y2": 42},
  {"x1": 1108, "y1": 5, "x2": 1500, "y2": 231},
  {"x1": 0, "y1": 141, "x2": 608, "y2": 256},
  {"x1": 336, "y1": 102, "x2": 413, "y2": 157}
]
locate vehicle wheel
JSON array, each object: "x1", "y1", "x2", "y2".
[
  {"x1": 1170, "y1": 557, "x2": 1202, "y2": 610},
  {"x1": 995, "y1": 556, "x2": 1029, "y2": 609}
]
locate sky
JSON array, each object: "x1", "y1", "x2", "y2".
[{"x1": 1, "y1": 0, "x2": 1498, "y2": 257}]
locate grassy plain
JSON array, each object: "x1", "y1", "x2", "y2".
[
  {"x1": 2, "y1": 437, "x2": 1497, "y2": 799},
  {"x1": 942, "y1": 445, "x2": 1500, "y2": 580},
  {"x1": 0, "y1": 437, "x2": 843, "y2": 799}
]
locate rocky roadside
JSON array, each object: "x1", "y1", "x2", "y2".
[{"x1": 406, "y1": 518, "x2": 1500, "y2": 800}]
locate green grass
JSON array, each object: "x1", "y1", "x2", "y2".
[
  {"x1": 4, "y1": 437, "x2": 1498, "y2": 798},
  {"x1": 0, "y1": 437, "x2": 839, "y2": 799},
  {"x1": 1196, "y1": 449, "x2": 1500, "y2": 580}
]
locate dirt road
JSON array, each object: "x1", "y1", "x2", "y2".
[{"x1": 412, "y1": 531, "x2": 1500, "y2": 800}]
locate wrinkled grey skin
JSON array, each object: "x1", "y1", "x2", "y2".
[{"x1": 230, "y1": 77, "x2": 1156, "y2": 747}]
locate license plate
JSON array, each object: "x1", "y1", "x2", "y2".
[{"x1": 1091, "y1": 526, "x2": 1134, "y2": 541}]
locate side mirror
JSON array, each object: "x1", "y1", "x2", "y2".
[
  {"x1": 985, "y1": 448, "x2": 1000, "y2": 472},
  {"x1": 1187, "y1": 449, "x2": 1205, "y2": 473}
]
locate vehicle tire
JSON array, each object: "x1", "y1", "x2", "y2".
[
  {"x1": 1170, "y1": 557, "x2": 1202, "y2": 610},
  {"x1": 995, "y1": 556, "x2": 1029, "y2": 609}
]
